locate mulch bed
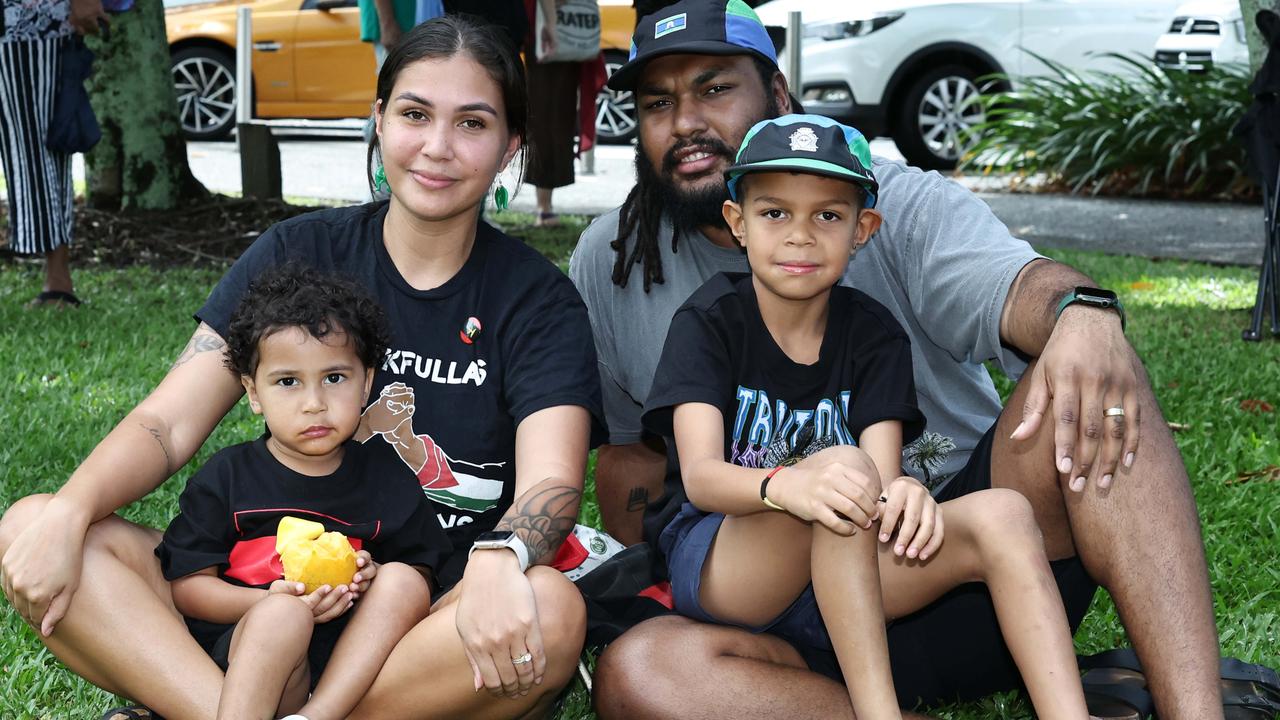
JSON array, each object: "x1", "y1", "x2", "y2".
[{"x1": 0, "y1": 195, "x2": 327, "y2": 269}]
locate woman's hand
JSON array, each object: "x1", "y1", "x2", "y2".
[
  {"x1": 1, "y1": 498, "x2": 91, "y2": 637},
  {"x1": 877, "y1": 476, "x2": 943, "y2": 561},
  {"x1": 769, "y1": 459, "x2": 882, "y2": 536},
  {"x1": 454, "y1": 550, "x2": 545, "y2": 698}
]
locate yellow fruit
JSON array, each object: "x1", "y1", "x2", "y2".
[{"x1": 275, "y1": 516, "x2": 357, "y2": 594}]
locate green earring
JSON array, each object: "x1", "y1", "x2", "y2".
[
  {"x1": 373, "y1": 166, "x2": 389, "y2": 193},
  {"x1": 493, "y1": 180, "x2": 509, "y2": 211}
]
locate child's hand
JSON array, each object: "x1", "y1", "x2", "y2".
[
  {"x1": 268, "y1": 579, "x2": 306, "y2": 596},
  {"x1": 878, "y1": 476, "x2": 944, "y2": 560},
  {"x1": 349, "y1": 551, "x2": 377, "y2": 599},
  {"x1": 771, "y1": 462, "x2": 881, "y2": 536}
]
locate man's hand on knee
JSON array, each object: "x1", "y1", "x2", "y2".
[{"x1": 1009, "y1": 306, "x2": 1142, "y2": 492}]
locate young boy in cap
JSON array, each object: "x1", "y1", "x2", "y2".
[{"x1": 640, "y1": 114, "x2": 1092, "y2": 719}]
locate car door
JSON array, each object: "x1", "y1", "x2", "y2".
[
  {"x1": 250, "y1": 0, "x2": 302, "y2": 106},
  {"x1": 292, "y1": 0, "x2": 374, "y2": 114},
  {"x1": 1018, "y1": 0, "x2": 1180, "y2": 76}
]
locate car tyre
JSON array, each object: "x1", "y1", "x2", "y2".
[
  {"x1": 892, "y1": 64, "x2": 985, "y2": 170},
  {"x1": 596, "y1": 50, "x2": 637, "y2": 144},
  {"x1": 171, "y1": 46, "x2": 238, "y2": 141}
]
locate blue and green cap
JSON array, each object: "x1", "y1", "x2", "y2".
[
  {"x1": 606, "y1": 0, "x2": 778, "y2": 92},
  {"x1": 725, "y1": 114, "x2": 878, "y2": 208}
]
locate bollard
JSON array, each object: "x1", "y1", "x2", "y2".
[
  {"x1": 236, "y1": 6, "x2": 282, "y2": 200},
  {"x1": 784, "y1": 11, "x2": 802, "y2": 91}
]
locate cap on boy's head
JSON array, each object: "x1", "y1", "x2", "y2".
[
  {"x1": 607, "y1": 0, "x2": 778, "y2": 92},
  {"x1": 724, "y1": 114, "x2": 878, "y2": 208}
]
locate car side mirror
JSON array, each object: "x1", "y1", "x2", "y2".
[{"x1": 315, "y1": 0, "x2": 345, "y2": 11}]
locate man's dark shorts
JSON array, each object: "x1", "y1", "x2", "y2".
[{"x1": 662, "y1": 422, "x2": 1098, "y2": 709}]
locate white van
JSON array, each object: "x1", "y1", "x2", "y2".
[{"x1": 1154, "y1": 0, "x2": 1249, "y2": 72}]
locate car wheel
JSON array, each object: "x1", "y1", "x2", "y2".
[
  {"x1": 171, "y1": 46, "x2": 238, "y2": 141},
  {"x1": 596, "y1": 50, "x2": 637, "y2": 144},
  {"x1": 892, "y1": 64, "x2": 985, "y2": 170}
]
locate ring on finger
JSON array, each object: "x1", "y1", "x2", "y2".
[
  {"x1": 1104, "y1": 406, "x2": 1125, "y2": 418},
  {"x1": 511, "y1": 652, "x2": 533, "y2": 665}
]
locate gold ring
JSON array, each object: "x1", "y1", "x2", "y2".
[
  {"x1": 511, "y1": 652, "x2": 533, "y2": 665},
  {"x1": 1104, "y1": 407, "x2": 1125, "y2": 418}
]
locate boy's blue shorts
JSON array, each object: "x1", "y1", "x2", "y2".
[{"x1": 660, "y1": 503, "x2": 844, "y2": 680}]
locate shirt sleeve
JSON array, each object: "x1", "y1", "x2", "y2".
[
  {"x1": 879, "y1": 163, "x2": 1044, "y2": 377},
  {"x1": 846, "y1": 334, "x2": 926, "y2": 445},
  {"x1": 503, "y1": 262, "x2": 607, "y2": 445},
  {"x1": 194, "y1": 224, "x2": 287, "y2": 338},
  {"x1": 155, "y1": 464, "x2": 235, "y2": 581},
  {"x1": 641, "y1": 306, "x2": 733, "y2": 439}
]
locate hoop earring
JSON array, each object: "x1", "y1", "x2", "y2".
[
  {"x1": 373, "y1": 165, "x2": 389, "y2": 193},
  {"x1": 493, "y1": 179, "x2": 509, "y2": 211}
]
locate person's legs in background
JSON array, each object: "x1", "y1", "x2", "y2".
[
  {"x1": 0, "y1": 37, "x2": 79, "y2": 307},
  {"x1": 524, "y1": 57, "x2": 578, "y2": 226}
]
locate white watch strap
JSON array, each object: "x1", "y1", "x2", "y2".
[{"x1": 469, "y1": 534, "x2": 530, "y2": 573}]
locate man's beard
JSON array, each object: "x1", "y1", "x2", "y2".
[{"x1": 635, "y1": 93, "x2": 782, "y2": 235}]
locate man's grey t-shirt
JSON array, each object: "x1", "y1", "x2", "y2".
[{"x1": 569, "y1": 158, "x2": 1044, "y2": 490}]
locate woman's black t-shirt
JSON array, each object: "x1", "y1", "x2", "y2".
[
  {"x1": 197, "y1": 202, "x2": 604, "y2": 586},
  {"x1": 642, "y1": 273, "x2": 925, "y2": 530}
]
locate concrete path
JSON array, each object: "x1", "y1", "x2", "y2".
[{"x1": 62, "y1": 120, "x2": 1269, "y2": 267}]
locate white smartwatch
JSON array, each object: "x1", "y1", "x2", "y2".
[{"x1": 469, "y1": 530, "x2": 530, "y2": 572}]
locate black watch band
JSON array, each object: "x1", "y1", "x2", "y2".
[{"x1": 1055, "y1": 286, "x2": 1126, "y2": 330}]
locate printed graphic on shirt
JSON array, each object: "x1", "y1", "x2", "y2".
[
  {"x1": 730, "y1": 385, "x2": 855, "y2": 469},
  {"x1": 224, "y1": 511, "x2": 371, "y2": 587},
  {"x1": 359, "y1": 381, "x2": 505, "y2": 518}
]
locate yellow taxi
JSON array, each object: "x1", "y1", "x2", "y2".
[{"x1": 165, "y1": 0, "x2": 638, "y2": 141}]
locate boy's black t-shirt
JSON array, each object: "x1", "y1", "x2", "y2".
[
  {"x1": 196, "y1": 202, "x2": 605, "y2": 587},
  {"x1": 642, "y1": 273, "x2": 926, "y2": 536},
  {"x1": 155, "y1": 437, "x2": 444, "y2": 648}
]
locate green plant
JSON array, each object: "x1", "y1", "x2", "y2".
[{"x1": 963, "y1": 52, "x2": 1257, "y2": 200}]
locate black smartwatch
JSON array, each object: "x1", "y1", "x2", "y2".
[{"x1": 1055, "y1": 286, "x2": 1126, "y2": 330}]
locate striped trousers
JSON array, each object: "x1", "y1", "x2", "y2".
[{"x1": 0, "y1": 36, "x2": 74, "y2": 255}]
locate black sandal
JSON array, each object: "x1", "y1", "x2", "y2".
[
  {"x1": 98, "y1": 706, "x2": 162, "y2": 720},
  {"x1": 1079, "y1": 648, "x2": 1280, "y2": 719},
  {"x1": 26, "y1": 289, "x2": 82, "y2": 308}
]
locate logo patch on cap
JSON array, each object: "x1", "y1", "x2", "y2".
[
  {"x1": 654, "y1": 12, "x2": 687, "y2": 38},
  {"x1": 789, "y1": 127, "x2": 819, "y2": 153}
]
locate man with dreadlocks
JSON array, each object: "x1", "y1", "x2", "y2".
[{"x1": 568, "y1": 1, "x2": 1223, "y2": 718}]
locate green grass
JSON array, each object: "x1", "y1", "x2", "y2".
[{"x1": 1, "y1": 217, "x2": 1278, "y2": 718}]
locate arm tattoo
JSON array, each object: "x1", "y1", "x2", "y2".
[
  {"x1": 496, "y1": 483, "x2": 581, "y2": 565},
  {"x1": 626, "y1": 486, "x2": 649, "y2": 512},
  {"x1": 140, "y1": 422, "x2": 173, "y2": 472},
  {"x1": 171, "y1": 333, "x2": 226, "y2": 371}
]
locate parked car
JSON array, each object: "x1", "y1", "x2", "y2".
[
  {"x1": 165, "y1": 0, "x2": 638, "y2": 142},
  {"x1": 755, "y1": 0, "x2": 1181, "y2": 169},
  {"x1": 1154, "y1": 0, "x2": 1249, "y2": 73}
]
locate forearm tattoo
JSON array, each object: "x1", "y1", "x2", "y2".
[
  {"x1": 626, "y1": 486, "x2": 649, "y2": 512},
  {"x1": 140, "y1": 422, "x2": 173, "y2": 471},
  {"x1": 171, "y1": 332, "x2": 226, "y2": 370},
  {"x1": 497, "y1": 483, "x2": 581, "y2": 565}
]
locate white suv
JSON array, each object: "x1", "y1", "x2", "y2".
[
  {"x1": 755, "y1": 0, "x2": 1180, "y2": 169},
  {"x1": 1154, "y1": 0, "x2": 1249, "y2": 73}
]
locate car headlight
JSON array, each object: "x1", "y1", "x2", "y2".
[{"x1": 803, "y1": 13, "x2": 903, "y2": 41}]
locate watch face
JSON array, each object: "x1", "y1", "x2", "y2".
[
  {"x1": 474, "y1": 530, "x2": 514, "y2": 544},
  {"x1": 1076, "y1": 286, "x2": 1118, "y2": 304}
]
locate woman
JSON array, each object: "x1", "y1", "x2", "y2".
[
  {"x1": 0, "y1": 0, "x2": 105, "y2": 307},
  {"x1": 0, "y1": 16, "x2": 600, "y2": 720}
]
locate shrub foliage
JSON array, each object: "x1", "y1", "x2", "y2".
[{"x1": 963, "y1": 53, "x2": 1257, "y2": 200}]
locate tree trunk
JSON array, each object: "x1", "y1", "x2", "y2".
[
  {"x1": 85, "y1": 0, "x2": 206, "y2": 211},
  {"x1": 1241, "y1": 0, "x2": 1279, "y2": 73}
]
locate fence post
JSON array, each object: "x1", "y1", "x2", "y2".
[
  {"x1": 236, "y1": 7, "x2": 282, "y2": 200},
  {"x1": 784, "y1": 11, "x2": 802, "y2": 91}
]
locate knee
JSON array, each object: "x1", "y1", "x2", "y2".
[
  {"x1": 526, "y1": 566, "x2": 586, "y2": 684},
  {"x1": 593, "y1": 617, "x2": 701, "y2": 720},
  {"x1": 971, "y1": 489, "x2": 1042, "y2": 553},
  {"x1": 0, "y1": 494, "x2": 53, "y2": 552},
  {"x1": 245, "y1": 593, "x2": 314, "y2": 636},
  {"x1": 366, "y1": 561, "x2": 431, "y2": 615},
  {"x1": 812, "y1": 445, "x2": 880, "y2": 483}
]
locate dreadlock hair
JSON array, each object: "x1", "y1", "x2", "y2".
[{"x1": 610, "y1": 55, "x2": 784, "y2": 292}]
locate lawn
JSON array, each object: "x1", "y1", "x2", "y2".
[{"x1": 1, "y1": 211, "x2": 1278, "y2": 719}]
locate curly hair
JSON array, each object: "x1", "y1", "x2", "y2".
[{"x1": 224, "y1": 265, "x2": 392, "y2": 377}]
